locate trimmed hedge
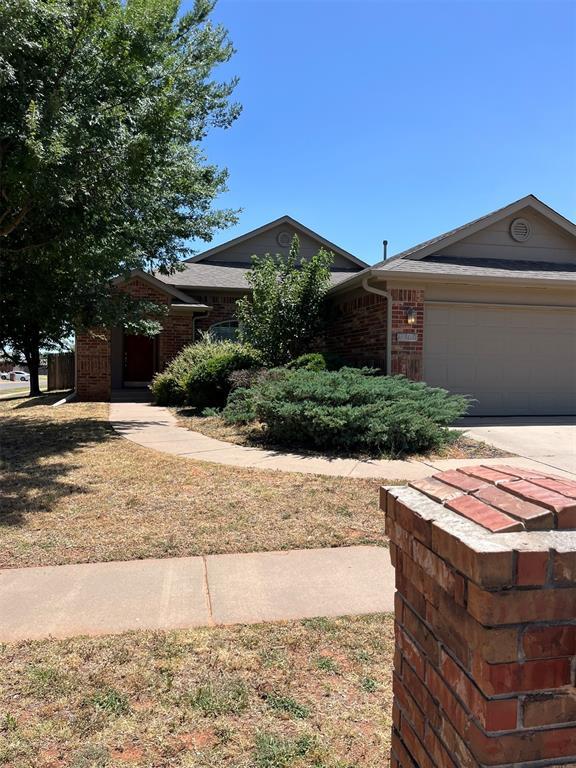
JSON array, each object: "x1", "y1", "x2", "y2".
[
  {"x1": 285, "y1": 352, "x2": 343, "y2": 372},
  {"x1": 150, "y1": 338, "x2": 262, "y2": 407},
  {"x1": 223, "y1": 368, "x2": 468, "y2": 457},
  {"x1": 184, "y1": 346, "x2": 263, "y2": 408}
]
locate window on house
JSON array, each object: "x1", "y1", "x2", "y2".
[{"x1": 208, "y1": 320, "x2": 239, "y2": 341}]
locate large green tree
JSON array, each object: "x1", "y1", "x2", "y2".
[
  {"x1": 237, "y1": 235, "x2": 333, "y2": 366},
  {"x1": 0, "y1": 0, "x2": 240, "y2": 394}
]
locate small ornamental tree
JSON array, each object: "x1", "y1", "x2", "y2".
[{"x1": 236, "y1": 235, "x2": 333, "y2": 366}]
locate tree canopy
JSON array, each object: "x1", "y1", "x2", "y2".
[
  {"x1": 0, "y1": 0, "x2": 240, "y2": 392},
  {"x1": 236, "y1": 235, "x2": 333, "y2": 366}
]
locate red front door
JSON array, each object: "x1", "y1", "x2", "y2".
[{"x1": 123, "y1": 334, "x2": 155, "y2": 383}]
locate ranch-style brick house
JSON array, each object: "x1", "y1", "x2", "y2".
[{"x1": 76, "y1": 194, "x2": 576, "y2": 416}]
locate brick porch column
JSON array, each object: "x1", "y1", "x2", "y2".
[
  {"x1": 76, "y1": 329, "x2": 111, "y2": 401},
  {"x1": 381, "y1": 465, "x2": 576, "y2": 768},
  {"x1": 390, "y1": 288, "x2": 424, "y2": 380}
]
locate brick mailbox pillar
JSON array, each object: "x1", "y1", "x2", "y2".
[{"x1": 381, "y1": 464, "x2": 576, "y2": 768}]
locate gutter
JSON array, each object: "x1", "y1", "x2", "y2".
[
  {"x1": 330, "y1": 266, "x2": 576, "y2": 296},
  {"x1": 361, "y1": 277, "x2": 393, "y2": 375},
  {"x1": 375, "y1": 269, "x2": 576, "y2": 290}
]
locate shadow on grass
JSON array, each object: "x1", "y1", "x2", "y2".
[{"x1": 0, "y1": 395, "x2": 115, "y2": 527}]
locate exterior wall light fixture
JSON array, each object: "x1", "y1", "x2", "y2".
[{"x1": 406, "y1": 308, "x2": 417, "y2": 325}]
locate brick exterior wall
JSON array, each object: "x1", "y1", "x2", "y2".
[
  {"x1": 382, "y1": 465, "x2": 576, "y2": 768},
  {"x1": 390, "y1": 288, "x2": 424, "y2": 380},
  {"x1": 119, "y1": 277, "x2": 172, "y2": 307},
  {"x1": 76, "y1": 278, "x2": 428, "y2": 399},
  {"x1": 326, "y1": 285, "x2": 424, "y2": 377},
  {"x1": 192, "y1": 293, "x2": 242, "y2": 336},
  {"x1": 158, "y1": 314, "x2": 196, "y2": 369},
  {"x1": 325, "y1": 289, "x2": 388, "y2": 369},
  {"x1": 76, "y1": 329, "x2": 111, "y2": 401},
  {"x1": 118, "y1": 278, "x2": 198, "y2": 370},
  {"x1": 76, "y1": 277, "x2": 199, "y2": 401}
]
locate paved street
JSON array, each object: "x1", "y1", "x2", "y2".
[{"x1": 0, "y1": 375, "x2": 47, "y2": 396}]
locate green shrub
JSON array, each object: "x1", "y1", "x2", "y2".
[
  {"x1": 184, "y1": 345, "x2": 263, "y2": 408},
  {"x1": 285, "y1": 352, "x2": 344, "y2": 371},
  {"x1": 286, "y1": 352, "x2": 327, "y2": 371},
  {"x1": 223, "y1": 368, "x2": 289, "y2": 425},
  {"x1": 149, "y1": 370, "x2": 186, "y2": 406},
  {"x1": 236, "y1": 368, "x2": 468, "y2": 457},
  {"x1": 222, "y1": 387, "x2": 257, "y2": 424},
  {"x1": 228, "y1": 367, "x2": 267, "y2": 390},
  {"x1": 150, "y1": 337, "x2": 262, "y2": 407}
]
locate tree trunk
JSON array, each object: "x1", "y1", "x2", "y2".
[{"x1": 24, "y1": 345, "x2": 41, "y2": 397}]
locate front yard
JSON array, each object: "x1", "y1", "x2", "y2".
[
  {"x1": 173, "y1": 408, "x2": 510, "y2": 461},
  {"x1": 0, "y1": 614, "x2": 394, "y2": 768},
  {"x1": 0, "y1": 395, "x2": 388, "y2": 569}
]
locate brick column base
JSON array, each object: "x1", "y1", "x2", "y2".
[
  {"x1": 76, "y1": 330, "x2": 111, "y2": 401},
  {"x1": 382, "y1": 464, "x2": 576, "y2": 768}
]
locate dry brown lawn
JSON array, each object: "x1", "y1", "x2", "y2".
[
  {"x1": 0, "y1": 395, "x2": 389, "y2": 569},
  {"x1": 0, "y1": 614, "x2": 394, "y2": 768}
]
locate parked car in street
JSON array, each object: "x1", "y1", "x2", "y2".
[{"x1": 9, "y1": 371, "x2": 30, "y2": 381}]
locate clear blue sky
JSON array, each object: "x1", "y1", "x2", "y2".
[{"x1": 187, "y1": 0, "x2": 576, "y2": 265}]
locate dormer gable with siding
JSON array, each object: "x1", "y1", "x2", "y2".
[
  {"x1": 386, "y1": 194, "x2": 576, "y2": 268},
  {"x1": 186, "y1": 215, "x2": 368, "y2": 272}
]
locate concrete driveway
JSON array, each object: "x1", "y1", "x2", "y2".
[{"x1": 461, "y1": 417, "x2": 576, "y2": 476}]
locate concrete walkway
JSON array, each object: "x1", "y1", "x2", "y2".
[
  {"x1": 109, "y1": 396, "x2": 576, "y2": 480},
  {"x1": 0, "y1": 546, "x2": 394, "y2": 642}
]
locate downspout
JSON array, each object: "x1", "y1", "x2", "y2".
[
  {"x1": 361, "y1": 277, "x2": 392, "y2": 375},
  {"x1": 192, "y1": 310, "x2": 211, "y2": 340}
]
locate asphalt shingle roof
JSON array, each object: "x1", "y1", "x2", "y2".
[
  {"x1": 378, "y1": 256, "x2": 576, "y2": 282},
  {"x1": 155, "y1": 262, "x2": 360, "y2": 291}
]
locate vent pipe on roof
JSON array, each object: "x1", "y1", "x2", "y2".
[{"x1": 383, "y1": 240, "x2": 388, "y2": 260}]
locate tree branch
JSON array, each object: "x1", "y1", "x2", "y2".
[
  {"x1": 0, "y1": 237, "x2": 56, "y2": 254},
  {"x1": 0, "y1": 203, "x2": 30, "y2": 237}
]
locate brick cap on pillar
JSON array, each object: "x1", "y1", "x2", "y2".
[
  {"x1": 382, "y1": 465, "x2": 576, "y2": 768},
  {"x1": 382, "y1": 465, "x2": 576, "y2": 592}
]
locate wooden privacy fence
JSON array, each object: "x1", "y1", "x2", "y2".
[{"x1": 47, "y1": 352, "x2": 75, "y2": 391}]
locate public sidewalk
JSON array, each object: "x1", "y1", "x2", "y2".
[
  {"x1": 109, "y1": 396, "x2": 575, "y2": 480},
  {"x1": 0, "y1": 546, "x2": 394, "y2": 642}
]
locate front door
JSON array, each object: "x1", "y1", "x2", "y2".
[{"x1": 123, "y1": 334, "x2": 155, "y2": 385}]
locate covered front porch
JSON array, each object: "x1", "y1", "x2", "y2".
[{"x1": 75, "y1": 272, "x2": 210, "y2": 401}]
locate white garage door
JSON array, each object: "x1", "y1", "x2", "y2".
[{"x1": 423, "y1": 304, "x2": 576, "y2": 416}]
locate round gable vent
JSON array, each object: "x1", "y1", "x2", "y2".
[
  {"x1": 510, "y1": 217, "x2": 532, "y2": 242},
  {"x1": 277, "y1": 230, "x2": 292, "y2": 247}
]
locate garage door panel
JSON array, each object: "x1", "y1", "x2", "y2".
[{"x1": 423, "y1": 304, "x2": 576, "y2": 416}]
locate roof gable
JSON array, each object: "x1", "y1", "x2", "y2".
[
  {"x1": 112, "y1": 270, "x2": 209, "y2": 307},
  {"x1": 187, "y1": 215, "x2": 368, "y2": 270},
  {"x1": 380, "y1": 195, "x2": 576, "y2": 267}
]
